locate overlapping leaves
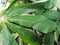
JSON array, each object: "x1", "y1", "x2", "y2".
[
  {"x1": 1, "y1": 24, "x2": 18, "y2": 45},
  {"x1": 0, "y1": 0, "x2": 60, "y2": 45},
  {"x1": 6, "y1": 21, "x2": 40, "y2": 45},
  {"x1": 33, "y1": 19, "x2": 56, "y2": 33}
]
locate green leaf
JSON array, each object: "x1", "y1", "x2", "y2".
[
  {"x1": 0, "y1": 22, "x2": 2, "y2": 32},
  {"x1": 43, "y1": 10, "x2": 60, "y2": 20},
  {"x1": 6, "y1": 21, "x2": 40, "y2": 45},
  {"x1": 5, "y1": 3, "x2": 44, "y2": 16},
  {"x1": 7, "y1": 0, "x2": 18, "y2": 10},
  {"x1": 5, "y1": 3, "x2": 44, "y2": 15},
  {"x1": 33, "y1": 19, "x2": 56, "y2": 33},
  {"x1": 34, "y1": 9, "x2": 45, "y2": 15},
  {"x1": 16, "y1": 3, "x2": 44, "y2": 9},
  {"x1": 6, "y1": 7, "x2": 36, "y2": 16},
  {"x1": 44, "y1": 0, "x2": 53, "y2": 9},
  {"x1": 57, "y1": 22, "x2": 60, "y2": 34},
  {"x1": 9, "y1": 15, "x2": 46, "y2": 27},
  {"x1": 44, "y1": 33, "x2": 54, "y2": 45},
  {"x1": 2, "y1": 24, "x2": 18, "y2": 45}
]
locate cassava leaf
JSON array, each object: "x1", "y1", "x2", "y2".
[
  {"x1": 8, "y1": 15, "x2": 46, "y2": 27},
  {"x1": 44, "y1": 33, "x2": 54, "y2": 45},
  {"x1": 6, "y1": 21, "x2": 40, "y2": 45},
  {"x1": 6, "y1": 7, "x2": 36, "y2": 16},
  {"x1": 5, "y1": 2, "x2": 44, "y2": 16},
  {"x1": 1, "y1": 24, "x2": 18, "y2": 45},
  {"x1": 7, "y1": 0, "x2": 18, "y2": 10},
  {"x1": 44, "y1": 0, "x2": 53, "y2": 9},
  {"x1": 43, "y1": 10, "x2": 60, "y2": 20},
  {"x1": 19, "y1": 3, "x2": 43, "y2": 9},
  {"x1": 33, "y1": 19, "x2": 56, "y2": 33},
  {"x1": 34, "y1": 9, "x2": 45, "y2": 15},
  {"x1": 4, "y1": 2, "x2": 44, "y2": 16},
  {"x1": 57, "y1": 22, "x2": 60, "y2": 34}
]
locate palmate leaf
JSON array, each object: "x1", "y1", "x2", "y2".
[
  {"x1": 1, "y1": 0, "x2": 59, "y2": 45},
  {"x1": 43, "y1": 10, "x2": 60, "y2": 20},
  {"x1": 1, "y1": 24, "x2": 18, "y2": 45},
  {"x1": 44, "y1": 33, "x2": 54, "y2": 45},
  {"x1": 8, "y1": 15, "x2": 46, "y2": 27},
  {"x1": 6, "y1": 21, "x2": 40, "y2": 45},
  {"x1": 33, "y1": 19, "x2": 56, "y2": 33}
]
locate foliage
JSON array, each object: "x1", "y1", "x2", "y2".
[{"x1": 0, "y1": 0, "x2": 60, "y2": 45}]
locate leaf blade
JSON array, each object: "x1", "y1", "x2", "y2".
[
  {"x1": 33, "y1": 19, "x2": 56, "y2": 33},
  {"x1": 6, "y1": 21, "x2": 40, "y2": 45},
  {"x1": 2, "y1": 24, "x2": 18, "y2": 45},
  {"x1": 9, "y1": 15, "x2": 46, "y2": 27},
  {"x1": 44, "y1": 33, "x2": 54, "y2": 45},
  {"x1": 43, "y1": 10, "x2": 60, "y2": 20}
]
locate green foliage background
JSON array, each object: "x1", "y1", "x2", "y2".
[{"x1": 0, "y1": 0, "x2": 60, "y2": 45}]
